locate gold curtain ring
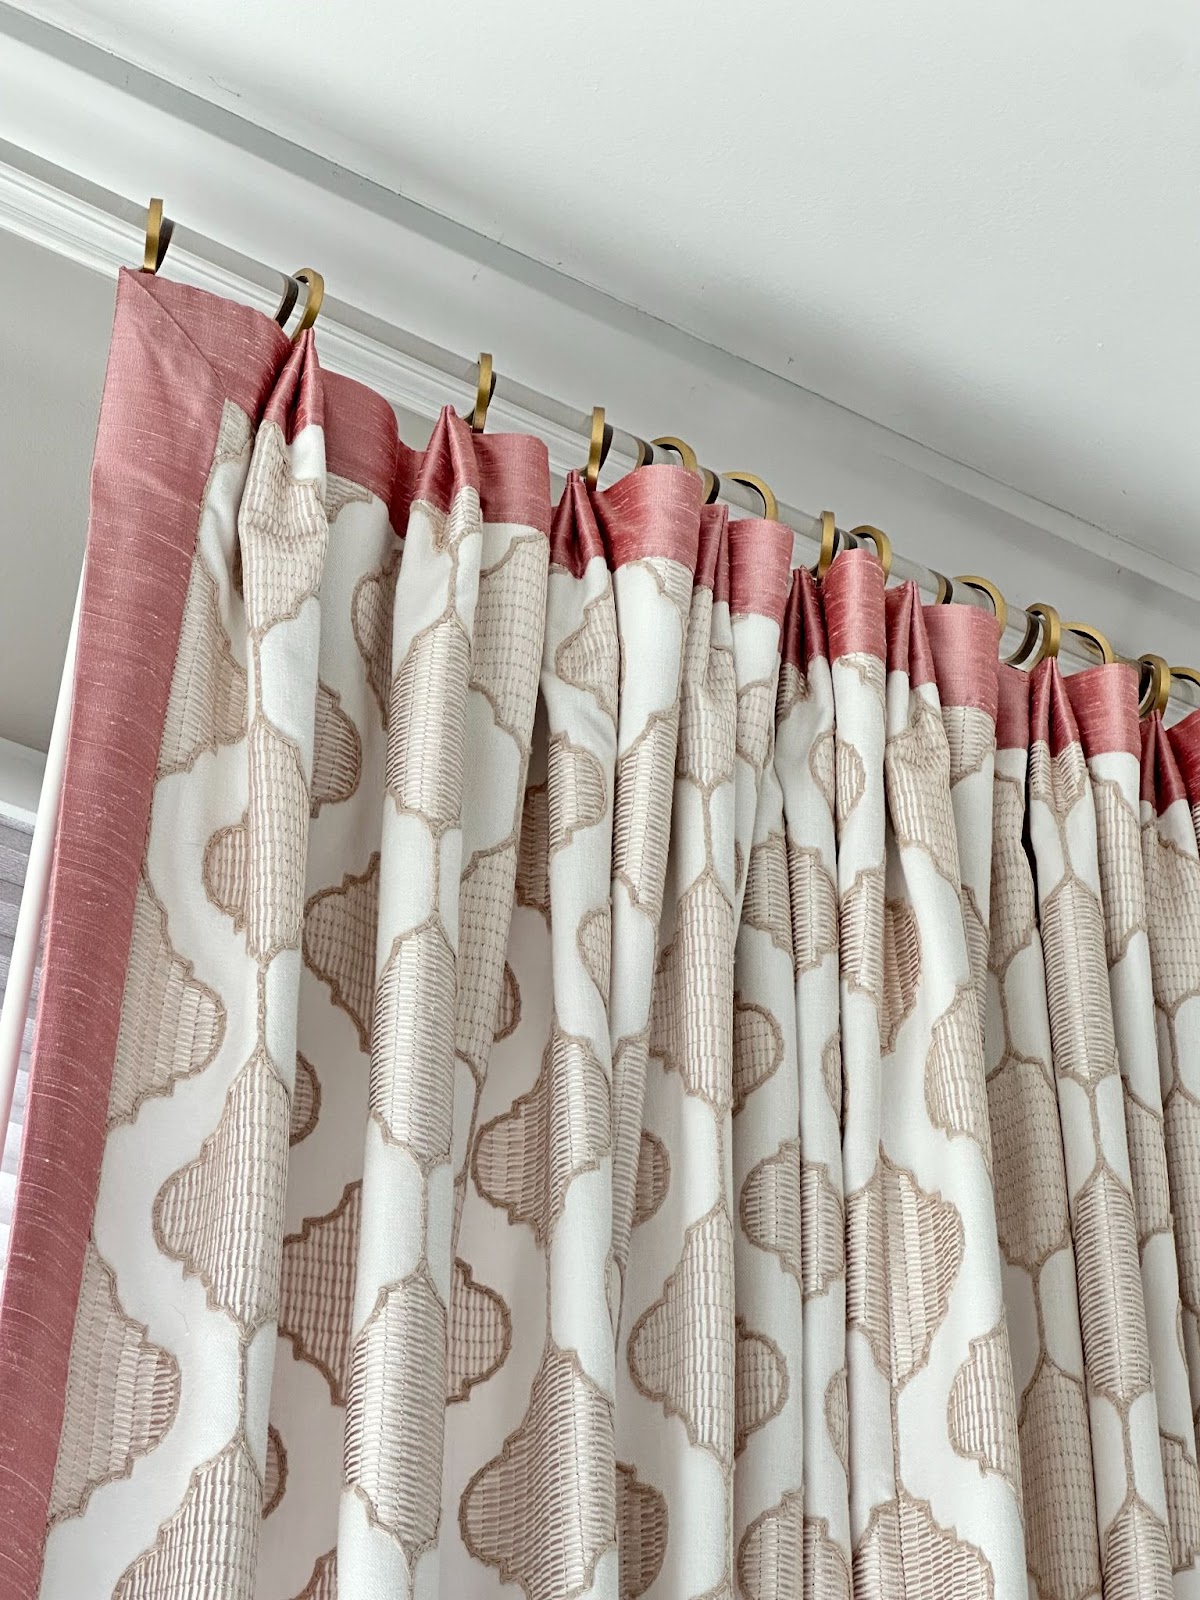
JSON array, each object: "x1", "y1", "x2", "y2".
[
  {"x1": 954, "y1": 574, "x2": 1006, "y2": 634},
  {"x1": 1062, "y1": 621, "x2": 1115, "y2": 665},
  {"x1": 651, "y1": 435, "x2": 699, "y2": 474},
  {"x1": 1139, "y1": 654, "x2": 1172, "y2": 718},
  {"x1": 470, "y1": 353, "x2": 495, "y2": 433},
  {"x1": 722, "y1": 470, "x2": 779, "y2": 521},
  {"x1": 289, "y1": 269, "x2": 324, "y2": 337},
  {"x1": 699, "y1": 468, "x2": 720, "y2": 505},
  {"x1": 632, "y1": 436, "x2": 655, "y2": 467},
  {"x1": 814, "y1": 511, "x2": 837, "y2": 578},
  {"x1": 850, "y1": 524, "x2": 892, "y2": 581},
  {"x1": 142, "y1": 196, "x2": 173, "y2": 273},
  {"x1": 1024, "y1": 603, "x2": 1061, "y2": 667},
  {"x1": 584, "y1": 407, "x2": 610, "y2": 489},
  {"x1": 931, "y1": 570, "x2": 953, "y2": 604}
]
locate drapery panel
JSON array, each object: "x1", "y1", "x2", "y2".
[{"x1": 2, "y1": 270, "x2": 1200, "y2": 1600}]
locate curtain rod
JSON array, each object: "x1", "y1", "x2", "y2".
[
  {"x1": 4, "y1": 141, "x2": 1197, "y2": 715},
  {"x1": 155, "y1": 202, "x2": 1200, "y2": 715}
]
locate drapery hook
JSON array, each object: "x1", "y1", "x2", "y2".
[
  {"x1": 1024, "y1": 603, "x2": 1062, "y2": 667},
  {"x1": 470, "y1": 354, "x2": 496, "y2": 433},
  {"x1": 721, "y1": 471, "x2": 779, "y2": 521},
  {"x1": 955, "y1": 574, "x2": 1006, "y2": 634},
  {"x1": 850, "y1": 524, "x2": 892, "y2": 581},
  {"x1": 1139, "y1": 655, "x2": 1172, "y2": 719},
  {"x1": 1062, "y1": 621, "x2": 1115, "y2": 665},
  {"x1": 814, "y1": 511, "x2": 837, "y2": 578},
  {"x1": 584, "y1": 407, "x2": 612, "y2": 489},
  {"x1": 651, "y1": 435, "x2": 700, "y2": 474},
  {"x1": 141, "y1": 197, "x2": 174, "y2": 274}
]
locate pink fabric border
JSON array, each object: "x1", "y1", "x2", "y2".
[
  {"x1": 997, "y1": 665, "x2": 1031, "y2": 751},
  {"x1": 781, "y1": 566, "x2": 829, "y2": 671},
  {"x1": 392, "y1": 406, "x2": 551, "y2": 538},
  {"x1": 1030, "y1": 658, "x2": 1082, "y2": 756},
  {"x1": 550, "y1": 472, "x2": 604, "y2": 574},
  {"x1": 263, "y1": 332, "x2": 323, "y2": 439},
  {"x1": 695, "y1": 504, "x2": 729, "y2": 600},
  {"x1": 550, "y1": 463, "x2": 702, "y2": 578},
  {"x1": 885, "y1": 583, "x2": 936, "y2": 688},
  {"x1": 1168, "y1": 709, "x2": 1200, "y2": 808},
  {"x1": 727, "y1": 518, "x2": 793, "y2": 625},
  {"x1": 922, "y1": 604, "x2": 1000, "y2": 716},
  {"x1": 1063, "y1": 662, "x2": 1140, "y2": 759},
  {"x1": 0, "y1": 269, "x2": 302, "y2": 1598},
  {"x1": 324, "y1": 369, "x2": 399, "y2": 502},
  {"x1": 325, "y1": 386, "x2": 554, "y2": 541},
  {"x1": 1141, "y1": 714, "x2": 1187, "y2": 813},
  {"x1": 823, "y1": 548, "x2": 885, "y2": 662},
  {"x1": 591, "y1": 463, "x2": 702, "y2": 572}
]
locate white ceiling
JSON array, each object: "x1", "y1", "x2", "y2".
[{"x1": 17, "y1": 0, "x2": 1200, "y2": 576}]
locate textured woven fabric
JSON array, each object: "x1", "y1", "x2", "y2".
[{"x1": 3, "y1": 271, "x2": 1200, "y2": 1599}]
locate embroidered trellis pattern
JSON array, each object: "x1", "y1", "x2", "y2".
[
  {"x1": 1028, "y1": 665, "x2": 1176, "y2": 1597},
  {"x1": 1071, "y1": 677, "x2": 1200, "y2": 1585},
  {"x1": 10, "y1": 271, "x2": 1200, "y2": 1600},
  {"x1": 1143, "y1": 715, "x2": 1200, "y2": 1582},
  {"x1": 988, "y1": 666, "x2": 1102, "y2": 1600}
]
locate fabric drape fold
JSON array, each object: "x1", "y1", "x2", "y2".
[
  {"x1": 1029, "y1": 664, "x2": 1175, "y2": 1594},
  {"x1": 3, "y1": 268, "x2": 1200, "y2": 1600}
]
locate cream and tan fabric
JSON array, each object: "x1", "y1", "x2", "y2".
[{"x1": 4, "y1": 270, "x2": 1200, "y2": 1600}]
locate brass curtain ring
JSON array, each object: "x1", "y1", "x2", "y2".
[
  {"x1": 584, "y1": 407, "x2": 611, "y2": 489},
  {"x1": 1062, "y1": 621, "x2": 1115, "y2": 665},
  {"x1": 651, "y1": 435, "x2": 699, "y2": 474},
  {"x1": 273, "y1": 273, "x2": 300, "y2": 327},
  {"x1": 1139, "y1": 654, "x2": 1172, "y2": 719},
  {"x1": 814, "y1": 511, "x2": 837, "y2": 578},
  {"x1": 931, "y1": 571, "x2": 953, "y2": 605},
  {"x1": 470, "y1": 353, "x2": 496, "y2": 433},
  {"x1": 142, "y1": 197, "x2": 174, "y2": 273},
  {"x1": 1025, "y1": 603, "x2": 1062, "y2": 667},
  {"x1": 955, "y1": 574, "x2": 1007, "y2": 634},
  {"x1": 289, "y1": 269, "x2": 324, "y2": 337},
  {"x1": 633, "y1": 436, "x2": 655, "y2": 467},
  {"x1": 851, "y1": 524, "x2": 892, "y2": 581},
  {"x1": 700, "y1": 468, "x2": 721, "y2": 505},
  {"x1": 721, "y1": 471, "x2": 779, "y2": 521}
]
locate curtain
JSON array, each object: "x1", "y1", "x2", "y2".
[{"x1": 2, "y1": 269, "x2": 1200, "y2": 1600}]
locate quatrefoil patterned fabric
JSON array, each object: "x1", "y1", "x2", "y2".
[{"x1": 4, "y1": 268, "x2": 1200, "y2": 1600}]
